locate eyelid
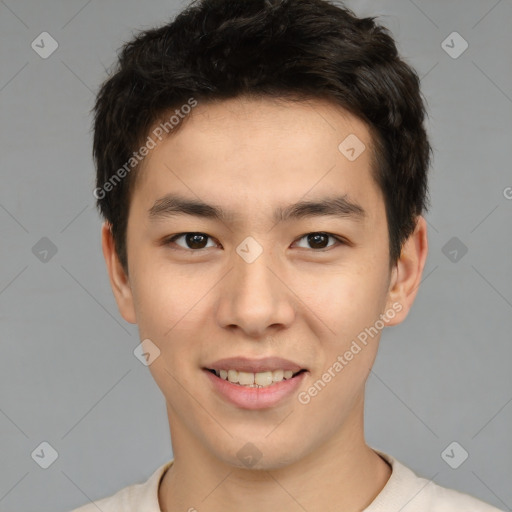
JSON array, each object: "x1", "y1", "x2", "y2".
[
  {"x1": 164, "y1": 232, "x2": 219, "y2": 251},
  {"x1": 163, "y1": 231, "x2": 348, "y2": 251},
  {"x1": 292, "y1": 232, "x2": 347, "y2": 250}
]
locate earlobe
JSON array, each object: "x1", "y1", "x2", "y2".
[
  {"x1": 384, "y1": 216, "x2": 428, "y2": 326},
  {"x1": 101, "y1": 222, "x2": 137, "y2": 324}
]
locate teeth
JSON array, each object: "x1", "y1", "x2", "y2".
[
  {"x1": 273, "y1": 369, "x2": 284, "y2": 382},
  {"x1": 213, "y1": 368, "x2": 300, "y2": 387},
  {"x1": 238, "y1": 371, "x2": 254, "y2": 385},
  {"x1": 255, "y1": 371, "x2": 273, "y2": 386}
]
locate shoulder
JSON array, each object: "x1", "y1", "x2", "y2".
[
  {"x1": 428, "y1": 481, "x2": 505, "y2": 512},
  {"x1": 367, "y1": 450, "x2": 504, "y2": 512},
  {"x1": 69, "y1": 484, "x2": 134, "y2": 512},
  {"x1": 67, "y1": 459, "x2": 173, "y2": 512}
]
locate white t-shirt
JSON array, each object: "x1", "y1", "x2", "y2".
[{"x1": 69, "y1": 449, "x2": 504, "y2": 511}]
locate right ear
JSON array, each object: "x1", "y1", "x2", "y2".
[{"x1": 101, "y1": 222, "x2": 137, "y2": 324}]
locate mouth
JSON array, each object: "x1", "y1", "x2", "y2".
[
  {"x1": 202, "y1": 364, "x2": 308, "y2": 409},
  {"x1": 203, "y1": 367, "x2": 308, "y2": 388}
]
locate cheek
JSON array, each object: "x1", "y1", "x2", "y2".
[
  {"x1": 306, "y1": 264, "x2": 388, "y2": 343},
  {"x1": 132, "y1": 260, "x2": 205, "y2": 330},
  {"x1": 130, "y1": 265, "x2": 221, "y2": 380}
]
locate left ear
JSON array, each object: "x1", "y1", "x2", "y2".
[{"x1": 384, "y1": 215, "x2": 428, "y2": 326}]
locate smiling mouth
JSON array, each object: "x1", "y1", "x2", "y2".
[{"x1": 205, "y1": 368, "x2": 307, "y2": 388}]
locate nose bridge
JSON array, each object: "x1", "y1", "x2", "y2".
[
  {"x1": 233, "y1": 235, "x2": 279, "y2": 309},
  {"x1": 216, "y1": 235, "x2": 295, "y2": 335}
]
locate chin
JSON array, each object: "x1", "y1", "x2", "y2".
[{"x1": 206, "y1": 433, "x2": 305, "y2": 471}]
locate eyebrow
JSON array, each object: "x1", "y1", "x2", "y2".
[{"x1": 148, "y1": 193, "x2": 366, "y2": 224}]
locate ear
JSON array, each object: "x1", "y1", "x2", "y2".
[
  {"x1": 384, "y1": 215, "x2": 428, "y2": 326},
  {"x1": 101, "y1": 222, "x2": 137, "y2": 324}
]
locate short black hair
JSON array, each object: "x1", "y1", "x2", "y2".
[{"x1": 93, "y1": 0, "x2": 432, "y2": 275}]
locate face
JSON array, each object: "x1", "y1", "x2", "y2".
[{"x1": 103, "y1": 96, "x2": 427, "y2": 470}]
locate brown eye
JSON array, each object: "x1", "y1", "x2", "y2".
[
  {"x1": 294, "y1": 232, "x2": 344, "y2": 250},
  {"x1": 165, "y1": 232, "x2": 216, "y2": 250}
]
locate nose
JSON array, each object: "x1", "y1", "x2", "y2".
[{"x1": 215, "y1": 242, "x2": 296, "y2": 338}]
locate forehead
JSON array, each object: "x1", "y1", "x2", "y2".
[{"x1": 132, "y1": 96, "x2": 383, "y2": 225}]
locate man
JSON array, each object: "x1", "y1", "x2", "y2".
[{"x1": 73, "y1": 0, "x2": 503, "y2": 510}]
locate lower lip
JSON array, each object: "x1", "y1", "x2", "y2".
[{"x1": 203, "y1": 369, "x2": 307, "y2": 410}]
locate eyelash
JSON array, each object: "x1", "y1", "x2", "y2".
[{"x1": 163, "y1": 232, "x2": 347, "y2": 252}]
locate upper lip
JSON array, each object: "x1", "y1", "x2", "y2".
[{"x1": 205, "y1": 356, "x2": 306, "y2": 373}]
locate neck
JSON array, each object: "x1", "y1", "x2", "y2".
[{"x1": 158, "y1": 397, "x2": 392, "y2": 512}]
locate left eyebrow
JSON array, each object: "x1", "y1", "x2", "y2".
[
  {"x1": 275, "y1": 195, "x2": 366, "y2": 223},
  {"x1": 147, "y1": 193, "x2": 366, "y2": 224}
]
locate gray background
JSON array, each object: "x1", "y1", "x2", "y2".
[{"x1": 0, "y1": 0, "x2": 511, "y2": 511}]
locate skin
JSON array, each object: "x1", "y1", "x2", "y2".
[{"x1": 101, "y1": 96, "x2": 428, "y2": 512}]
